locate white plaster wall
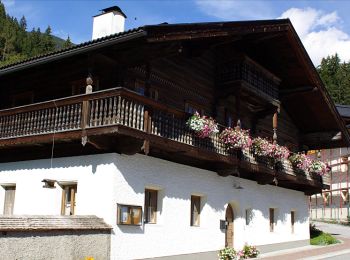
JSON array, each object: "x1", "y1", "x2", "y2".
[
  {"x1": 110, "y1": 154, "x2": 309, "y2": 259},
  {"x1": 0, "y1": 154, "x2": 116, "y2": 221},
  {"x1": 0, "y1": 153, "x2": 310, "y2": 260},
  {"x1": 92, "y1": 12, "x2": 125, "y2": 40}
]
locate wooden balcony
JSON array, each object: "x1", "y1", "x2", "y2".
[
  {"x1": 0, "y1": 88, "x2": 323, "y2": 194},
  {"x1": 216, "y1": 56, "x2": 281, "y2": 110}
]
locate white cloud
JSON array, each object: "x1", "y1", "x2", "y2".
[
  {"x1": 279, "y1": 7, "x2": 350, "y2": 65},
  {"x1": 195, "y1": 0, "x2": 273, "y2": 20},
  {"x1": 2, "y1": 0, "x2": 15, "y2": 8}
]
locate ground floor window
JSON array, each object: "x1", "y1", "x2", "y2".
[
  {"x1": 191, "y1": 195, "x2": 201, "y2": 226},
  {"x1": 144, "y1": 189, "x2": 158, "y2": 223},
  {"x1": 291, "y1": 211, "x2": 295, "y2": 233},
  {"x1": 61, "y1": 184, "x2": 77, "y2": 215},
  {"x1": 3, "y1": 185, "x2": 16, "y2": 215},
  {"x1": 269, "y1": 208, "x2": 275, "y2": 232}
]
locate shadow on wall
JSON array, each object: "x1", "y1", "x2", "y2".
[{"x1": 0, "y1": 153, "x2": 116, "y2": 174}]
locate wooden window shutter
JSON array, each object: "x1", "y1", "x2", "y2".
[
  {"x1": 3, "y1": 186, "x2": 16, "y2": 215},
  {"x1": 191, "y1": 196, "x2": 200, "y2": 226},
  {"x1": 269, "y1": 208, "x2": 274, "y2": 232}
]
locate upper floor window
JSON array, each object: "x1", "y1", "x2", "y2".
[
  {"x1": 144, "y1": 189, "x2": 158, "y2": 223},
  {"x1": 185, "y1": 102, "x2": 204, "y2": 115},
  {"x1": 2, "y1": 185, "x2": 16, "y2": 215},
  {"x1": 135, "y1": 80, "x2": 145, "y2": 96},
  {"x1": 149, "y1": 88, "x2": 159, "y2": 101},
  {"x1": 61, "y1": 183, "x2": 77, "y2": 215}
]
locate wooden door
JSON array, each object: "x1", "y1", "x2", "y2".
[{"x1": 225, "y1": 204, "x2": 234, "y2": 247}]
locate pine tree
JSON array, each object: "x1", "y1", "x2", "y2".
[
  {"x1": 63, "y1": 35, "x2": 73, "y2": 49},
  {"x1": 0, "y1": 1, "x2": 65, "y2": 67},
  {"x1": 318, "y1": 54, "x2": 350, "y2": 105},
  {"x1": 42, "y1": 26, "x2": 55, "y2": 53}
]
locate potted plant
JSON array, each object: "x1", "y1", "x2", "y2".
[
  {"x1": 219, "y1": 127, "x2": 252, "y2": 151},
  {"x1": 251, "y1": 137, "x2": 275, "y2": 167},
  {"x1": 186, "y1": 111, "x2": 219, "y2": 138},
  {"x1": 218, "y1": 247, "x2": 236, "y2": 260},
  {"x1": 308, "y1": 160, "x2": 331, "y2": 176},
  {"x1": 288, "y1": 153, "x2": 312, "y2": 174}
]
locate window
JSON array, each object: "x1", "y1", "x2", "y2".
[
  {"x1": 225, "y1": 109, "x2": 234, "y2": 127},
  {"x1": 245, "y1": 208, "x2": 253, "y2": 225},
  {"x1": 144, "y1": 189, "x2": 158, "y2": 223},
  {"x1": 269, "y1": 208, "x2": 275, "y2": 232},
  {"x1": 135, "y1": 80, "x2": 145, "y2": 96},
  {"x1": 185, "y1": 102, "x2": 203, "y2": 115},
  {"x1": 117, "y1": 204, "x2": 142, "y2": 225},
  {"x1": 191, "y1": 195, "x2": 201, "y2": 226},
  {"x1": 291, "y1": 211, "x2": 295, "y2": 233},
  {"x1": 3, "y1": 185, "x2": 16, "y2": 215},
  {"x1": 150, "y1": 88, "x2": 159, "y2": 101},
  {"x1": 61, "y1": 184, "x2": 77, "y2": 215}
]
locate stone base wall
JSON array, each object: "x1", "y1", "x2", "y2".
[{"x1": 0, "y1": 230, "x2": 111, "y2": 260}]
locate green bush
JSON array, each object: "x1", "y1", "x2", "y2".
[
  {"x1": 310, "y1": 232, "x2": 339, "y2": 245},
  {"x1": 218, "y1": 247, "x2": 236, "y2": 260}
]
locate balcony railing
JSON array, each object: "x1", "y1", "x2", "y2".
[
  {"x1": 216, "y1": 57, "x2": 280, "y2": 100},
  {"x1": 0, "y1": 88, "x2": 228, "y2": 155},
  {"x1": 0, "y1": 87, "x2": 322, "y2": 187}
]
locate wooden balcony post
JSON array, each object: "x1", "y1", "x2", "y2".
[
  {"x1": 142, "y1": 107, "x2": 151, "y2": 155},
  {"x1": 272, "y1": 107, "x2": 279, "y2": 144},
  {"x1": 81, "y1": 77, "x2": 93, "y2": 146}
]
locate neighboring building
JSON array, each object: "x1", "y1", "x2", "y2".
[
  {"x1": 310, "y1": 105, "x2": 350, "y2": 223},
  {"x1": 0, "y1": 7, "x2": 349, "y2": 260}
]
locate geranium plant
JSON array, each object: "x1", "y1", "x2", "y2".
[
  {"x1": 272, "y1": 144, "x2": 290, "y2": 161},
  {"x1": 251, "y1": 137, "x2": 274, "y2": 157},
  {"x1": 308, "y1": 160, "x2": 331, "y2": 176},
  {"x1": 219, "y1": 128, "x2": 252, "y2": 150},
  {"x1": 218, "y1": 247, "x2": 236, "y2": 260},
  {"x1": 186, "y1": 111, "x2": 219, "y2": 138},
  {"x1": 288, "y1": 153, "x2": 312, "y2": 171},
  {"x1": 218, "y1": 245, "x2": 259, "y2": 260}
]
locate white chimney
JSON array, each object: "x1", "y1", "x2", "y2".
[{"x1": 92, "y1": 6, "x2": 127, "y2": 40}]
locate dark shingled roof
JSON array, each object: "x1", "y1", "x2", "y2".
[
  {"x1": 99, "y1": 6, "x2": 127, "y2": 18},
  {"x1": 0, "y1": 215, "x2": 112, "y2": 231},
  {"x1": 0, "y1": 27, "x2": 146, "y2": 75}
]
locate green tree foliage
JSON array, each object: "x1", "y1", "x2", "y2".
[
  {"x1": 63, "y1": 35, "x2": 73, "y2": 49},
  {"x1": 318, "y1": 54, "x2": 350, "y2": 105},
  {"x1": 0, "y1": 0, "x2": 66, "y2": 67}
]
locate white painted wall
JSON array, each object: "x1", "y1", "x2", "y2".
[
  {"x1": 92, "y1": 11, "x2": 125, "y2": 40},
  {"x1": 0, "y1": 153, "x2": 310, "y2": 260}
]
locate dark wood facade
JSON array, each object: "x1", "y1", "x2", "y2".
[{"x1": 0, "y1": 20, "x2": 348, "y2": 194}]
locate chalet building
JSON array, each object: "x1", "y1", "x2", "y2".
[
  {"x1": 310, "y1": 105, "x2": 350, "y2": 223},
  {"x1": 0, "y1": 6, "x2": 349, "y2": 260}
]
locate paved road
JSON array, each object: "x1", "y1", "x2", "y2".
[
  {"x1": 312, "y1": 221, "x2": 350, "y2": 239},
  {"x1": 262, "y1": 221, "x2": 350, "y2": 259}
]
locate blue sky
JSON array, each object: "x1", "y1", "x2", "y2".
[{"x1": 3, "y1": 0, "x2": 350, "y2": 65}]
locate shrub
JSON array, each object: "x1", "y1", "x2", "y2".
[{"x1": 218, "y1": 247, "x2": 236, "y2": 260}]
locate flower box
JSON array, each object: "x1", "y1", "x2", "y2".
[{"x1": 186, "y1": 112, "x2": 219, "y2": 138}]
